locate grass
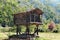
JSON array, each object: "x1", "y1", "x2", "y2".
[
  {"x1": 0, "y1": 33, "x2": 8, "y2": 40},
  {"x1": 0, "y1": 32, "x2": 16, "y2": 40},
  {"x1": 0, "y1": 26, "x2": 60, "y2": 40},
  {"x1": 0, "y1": 32, "x2": 60, "y2": 40},
  {"x1": 35, "y1": 37, "x2": 49, "y2": 40},
  {"x1": 39, "y1": 32, "x2": 60, "y2": 40}
]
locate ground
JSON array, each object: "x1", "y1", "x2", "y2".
[
  {"x1": 39, "y1": 33, "x2": 60, "y2": 40},
  {"x1": 0, "y1": 32, "x2": 60, "y2": 40}
]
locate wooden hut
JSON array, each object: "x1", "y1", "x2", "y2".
[
  {"x1": 14, "y1": 8, "x2": 43, "y2": 24},
  {"x1": 9, "y1": 8, "x2": 43, "y2": 40},
  {"x1": 14, "y1": 8, "x2": 43, "y2": 35}
]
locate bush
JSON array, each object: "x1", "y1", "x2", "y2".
[
  {"x1": 0, "y1": 27, "x2": 10, "y2": 32},
  {"x1": 0, "y1": 26, "x2": 16, "y2": 32},
  {"x1": 9, "y1": 27, "x2": 16, "y2": 32},
  {"x1": 39, "y1": 29, "x2": 44, "y2": 32},
  {"x1": 39, "y1": 24, "x2": 48, "y2": 32},
  {"x1": 52, "y1": 24, "x2": 60, "y2": 33},
  {"x1": 53, "y1": 29, "x2": 58, "y2": 33}
]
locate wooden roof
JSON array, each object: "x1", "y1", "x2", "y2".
[
  {"x1": 14, "y1": 8, "x2": 43, "y2": 15},
  {"x1": 29, "y1": 8, "x2": 43, "y2": 15}
]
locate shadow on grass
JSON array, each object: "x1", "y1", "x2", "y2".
[{"x1": 3, "y1": 37, "x2": 50, "y2": 40}]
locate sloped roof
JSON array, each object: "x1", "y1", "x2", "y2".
[
  {"x1": 29, "y1": 8, "x2": 43, "y2": 15},
  {"x1": 14, "y1": 8, "x2": 43, "y2": 15}
]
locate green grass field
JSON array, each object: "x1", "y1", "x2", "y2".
[
  {"x1": 39, "y1": 33, "x2": 60, "y2": 40},
  {"x1": 0, "y1": 32, "x2": 60, "y2": 40}
]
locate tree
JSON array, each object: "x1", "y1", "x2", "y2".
[{"x1": 0, "y1": 0, "x2": 20, "y2": 26}]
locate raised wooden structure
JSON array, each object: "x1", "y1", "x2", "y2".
[
  {"x1": 14, "y1": 8, "x2": 43, "y2": 25},
  {"x1": 9, "y1": 8, "x2": 43, "y2": 40},
  {"x1": 14, "y1": 8, "x2": 43, "y2": 35}
]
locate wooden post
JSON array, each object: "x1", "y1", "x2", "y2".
[
  {"x1": 30, "y1": 14, "x2": 31, "y2": 22},
  {"x1": 26, "y1": 24, "x2": 30, "y2": 34},
  {"x1": 16, "y1": 25, "x2": 21, "y2": 35},
  {"x1": 36, "y1": 24, "x2": 39, "y2": 36},
  {"x1": 16, "y1": 25, "x2": 18, "y2": 35}
]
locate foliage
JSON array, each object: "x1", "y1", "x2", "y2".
[
  {"x1": 0, "y1": 0, "x2": 60, "y2": 33},
  {"x1": 0, "y1": 0, "x2": 19, "y2": 26},
  {"x1": 0, "y1": 27, "x2": 10, "y2": 32},
  {"x1": 53, "y1": 24, "x2": 60, "y2": 33},
  {"x1": 0, "y1": 0, "x2": 60, "y2": 27}
]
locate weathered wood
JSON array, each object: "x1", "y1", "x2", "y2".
[
  {"x1": 14, "y1": 8, "x2": 43, "y2": 25},
  {"x1": 14, "y1": 13, "x2": 26, "y2": 25},
  {"x1": 13, "y1": 8, "x2": 43, "y2": 39}
]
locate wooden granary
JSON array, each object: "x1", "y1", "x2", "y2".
[
  {"x1": 9, "y1": 8, "x2": 43, "y2": 40},
  {"x1": 14, "y1": 8, "x2": 43, "y2": 35}
]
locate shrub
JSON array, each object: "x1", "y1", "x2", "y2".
[
  {"x1": 39, "y1": 29, "x2": 44, "y2": 32},
  {"x1": 53, "y1": 29, "x2": 58, "y2": 33},
  {"x1": 0, "y1": 27, "x2": 10, "y2": 32},
  {"x1": 52, "y1": 24, "x2": 60, "y2": 33}
]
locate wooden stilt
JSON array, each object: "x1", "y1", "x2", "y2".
[
  {"x1": 26, "y1": 24, "x2": 30, "y2": 34},
  {"x1": 16, "y1": 25, "x2": 18, "y2": 35},
  {"x1": 36, "y1": 25, "x2": 39, "y2": 35},
  {"x1": 16, "y1": 25, "x2": 21, "y2": 35}
]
